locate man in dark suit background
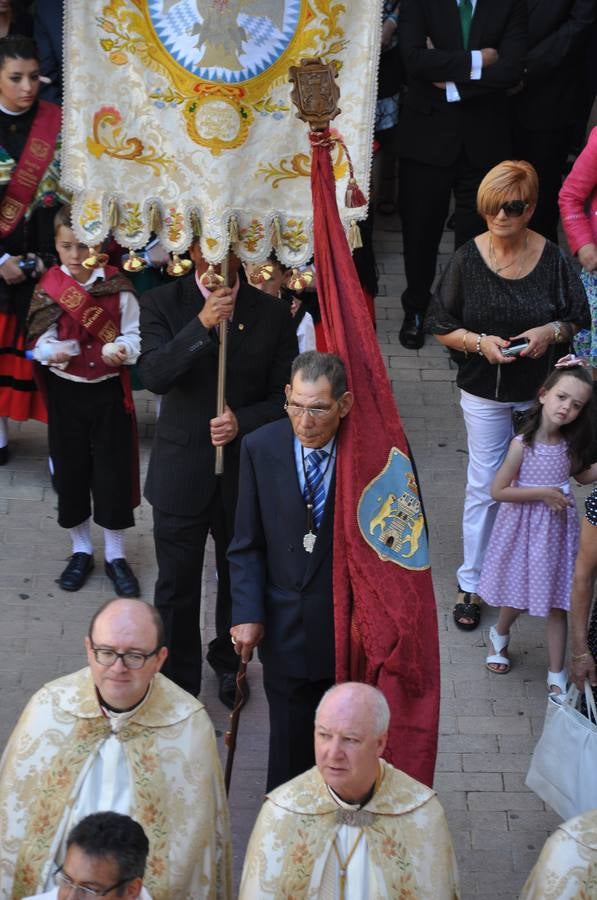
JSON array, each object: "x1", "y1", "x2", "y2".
[
  {"x1": 510, "y1": 0, "x2": 596, "y2": 243},
  {"x1": 34, "y1": 0, "x2": 63, "y2": 104},
  {"x1": 229, "y1": 351, "x2": 353, "y2": 791},
  {"x1": 397, "y1": 0, "x2": 527, "y2": 349},
  {"x1": 138, "y1": 243, "x2": 297, "y2": 707}
]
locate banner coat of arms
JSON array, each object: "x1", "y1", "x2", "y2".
[{"x1": 62, "y1": 0, "x2": 382, "y2": 264}]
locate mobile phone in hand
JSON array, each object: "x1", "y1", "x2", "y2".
[{"x1": 502, "y1": 338, "x2": 529, "y2": 357}]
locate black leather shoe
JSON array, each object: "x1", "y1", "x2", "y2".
[
  {"x1": 58, "y1": 553, "x2": 94, "y2": 591},
  {"x1": 218, "y1": 671, "x2": 250, "y2": 710},
  {"x1": 104, "y1": 558, "x2": 140, "y2": 597},
  {"x1": 399, "y1": 311, "x2": 425, "y2": 350},
  {"x1": 0, "y1": 445, "x2": 8, "y2": 466}
]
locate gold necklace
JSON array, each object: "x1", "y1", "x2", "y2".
[
  {"x1": 488, "y1": 233, "x2": 529, "y2": 277},
  {"x1": 332, "y1": 827, "x2": 364, "y2": 900}
]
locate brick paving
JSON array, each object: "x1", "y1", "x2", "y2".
[{"x1": 0, "y1": 217, "x2": 579, "y2": 898}]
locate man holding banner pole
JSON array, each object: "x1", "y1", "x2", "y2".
[{"x1": 138, "y1": 242, "x2": 297, "y2": 708}]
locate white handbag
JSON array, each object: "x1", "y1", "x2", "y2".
[{"x1": 525, "y1": 681, "x2": 597, "y2": 821}]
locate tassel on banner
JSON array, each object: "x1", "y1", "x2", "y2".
[
  {"x1": 229, "y1": 214, "x2": 239, "y2": 245},
  {"x1": 348, "y1": 220, "x2": 363, "y2": 250},
  {"x1": 149, "y1": 203, "x2": 162, "y2": 234},
  {"x1": 272, "y1": 216, "x2": 282, "y2": 249},
  {"x1": 308, "y1": 129, "x2": 368, "y2": 210},
  {"x1": 108, "y1": 198, "x2": 119, "y2": 229},
  {"x1": 345, "y1": 178, "x2": 367, "y2": 209},
  {"x1": 191, "y1": 210, "x2": 202, "y2": 238}
]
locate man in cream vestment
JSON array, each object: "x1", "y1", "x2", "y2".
[
  {"x1": 0, "y1": 598, "x2": 232, "y2": 900},
  {"x1": 520, "y1": 809, "x2": 597, "y2": 899},
  {"x1": 239, "y1": 682, "x2": 459, "y2": 899}
]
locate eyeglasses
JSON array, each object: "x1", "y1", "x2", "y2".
[
  {"x1": 492, "y1": 200, "x2": 530, "y2": 218},
  {"x1": 54, "y1": 867, "x2": 132, "y2": 897},
  {"x1": 90, "y1": 642, "x2": 160, "y2": 669},
  {"x1": 284, "y1": 401, "x2": 338, "y2": 420}
]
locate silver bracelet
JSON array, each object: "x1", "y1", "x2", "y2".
[
  {"x1": 476, "y1": 333, "x2": 486, "y2": 356},
  {"x1": 551, "y1": 321, "x2": 562, "y2": 343}
]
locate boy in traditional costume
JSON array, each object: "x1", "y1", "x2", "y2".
[
  {"x1": 0, "y1": 35, "x2": 64, "y2": 463},
  {"x1": 27, "y1": 205, "x2": 141, "y2": 595}
]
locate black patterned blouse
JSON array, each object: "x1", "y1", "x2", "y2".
[{"x1": 426, "y1": 239, "x2": 590, "y2": 402}]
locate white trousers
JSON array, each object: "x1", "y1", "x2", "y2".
[{"x1": 457, "y1": 389, "x2": 532, "y2": 593}]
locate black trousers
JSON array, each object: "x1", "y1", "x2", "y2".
[
  {"x1": 152, "y1": 485, "x2": 238, "y2": 697},
  {"x1": 46, "y1": 373, "x2": 134, "y2": 530},
  {"x1": 263, "y1": 670, "x2": 334, "y2": 792},
  {"x1": 513, "y1": 126, "x2": 570, "y2": 244},
  {"x1": 398, "y1": 153, "x2": 487, "y2": 317}
]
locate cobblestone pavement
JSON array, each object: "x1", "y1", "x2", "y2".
[{"x1": 0, "y1": 217, "x2": 574, "y2": 898}]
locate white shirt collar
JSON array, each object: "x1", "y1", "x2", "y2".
[{"x1": 60, "y1": 263, "x2": 105, "y2": 289}]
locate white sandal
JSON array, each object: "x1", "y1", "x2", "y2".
[
  {"x1": 486, "y1": 625, "x2": 511, "y2": 674},
  {"x1": 547, "y1": 669, "x2": 567, "y2": 695}
]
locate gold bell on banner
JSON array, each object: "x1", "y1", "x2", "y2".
[
  {"x1": 198, "y1": 264, "x2": 225, "y2": 290},
  {"x1": 287, "y1": 267, "x2": 314, "y2": 292},
  {"x1": 166, "y1": 254, "x2": 193, "y2": 278},
  {"x1": 123, "y1": 250, "x2": 147, "y2": 273},
  {"x1": 247, "y1": 262, "x2": 274, "y2": 286},
  {"x1": 82, "y1": 246, "x2": 109, "y2": 270}
]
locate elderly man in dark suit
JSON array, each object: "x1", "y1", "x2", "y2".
[
  {"x1": 397, "y1": 0, "x2": 527, "y2": 349},
  {"x1": 511, "y1": 0, "x2": 596, "y2": 243},
  {"x1": 229, "y1": 351, "x2": 353, "y2": 791},
  {"x1": 138, "y1": 244, "x2": 297, "y2": 707}
]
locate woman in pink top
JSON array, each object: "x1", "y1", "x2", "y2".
[{"x1": 559, "y1": 127, "x2": 597, "y2": 372}]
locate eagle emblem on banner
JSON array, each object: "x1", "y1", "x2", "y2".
[{"x1": 357, "y1": 448, "x2": 430, "y2": 571}]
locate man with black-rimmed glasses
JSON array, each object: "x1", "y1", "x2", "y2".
[
  {"x1": 0, "y1": 598, "x2": 232, "y2": 899},
  {"x1": 24, "y1": 811, "x2": 152, "y2": 900}
]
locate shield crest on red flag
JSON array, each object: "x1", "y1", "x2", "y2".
[{"x1": 358, "y1": 447, "x2": 430, "y2": 571}]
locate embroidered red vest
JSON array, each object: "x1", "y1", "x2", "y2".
[{"x1": 56, "y1": 292, "x2": 121, "y2": 380}]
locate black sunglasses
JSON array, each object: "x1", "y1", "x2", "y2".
[{"x1": 493, "y1": 200, "x2": 529, "y2": 218}]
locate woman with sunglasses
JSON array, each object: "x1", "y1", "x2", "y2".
[{"x1": 426, "y1": 159, "x2": 590, "y2": 632}]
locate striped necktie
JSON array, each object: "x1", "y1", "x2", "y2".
[
  {"x1": 304, "y1": 449, "x2": 328, "y2": 530},
  {"x1": 459, "y1": 0, "x2": 473, "y2": 48}
]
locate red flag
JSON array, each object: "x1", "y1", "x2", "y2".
[{"x1": 310, "y1": 130, "x2": 440, "y2": 787}]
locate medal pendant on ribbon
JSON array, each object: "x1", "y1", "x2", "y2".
[{"x1": 303, "y1": 531, "x2": 317, "y2": 553}]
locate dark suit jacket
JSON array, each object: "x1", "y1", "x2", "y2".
[
  {"x1": 138, "y1": 275, "x2": 298, "y2": 517},
  {"x1": 512, "y1": 0, "x2": 596, "y2": 129},
  {"x1": 398, "y1": 0, "x2": 527, "y2": 167},
  {"x1": 228, "y1": 419, "x2": 335, "y2": 681},
  {"x1": 34, "y1": 0, "x2": 63, "y2": 104}
]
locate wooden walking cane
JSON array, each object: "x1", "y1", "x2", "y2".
[{"x1": 224, "y1": 660, "x2": 249, "y2": 794}]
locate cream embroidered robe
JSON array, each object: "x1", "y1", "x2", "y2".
[
  {"x1": 0, "y1": 668, "x2": 232, "y2": 900},
  {"x1": 239, "y1": 761, "x2": 460, "y2": 899},
  {"x1": 520, "y1": 810, "x2": 597, "y2": 899}
]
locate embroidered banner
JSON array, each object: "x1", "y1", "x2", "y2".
[{"x1": 62, "y1": 0, "x2": 382, "y2": 264}]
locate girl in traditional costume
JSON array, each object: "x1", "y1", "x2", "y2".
[{"x1": 0, "y1": 35, "x2": 64, "y2": 463}]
